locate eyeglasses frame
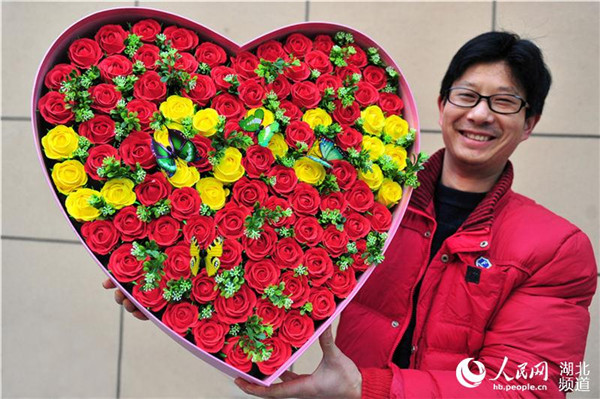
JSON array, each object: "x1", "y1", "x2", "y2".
[{"x1": 445, "y1": 87, "x2": 529, "y2": 115}]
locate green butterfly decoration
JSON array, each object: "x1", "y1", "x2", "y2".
[{"x1": 151, "y1": 129, "x2": 199, "y2": 177}]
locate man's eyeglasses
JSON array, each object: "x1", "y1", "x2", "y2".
[{"x1": 445, "y1": 87, "x2": 528, "y2": 114}]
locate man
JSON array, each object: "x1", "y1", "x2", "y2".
[{"x1": 108, "y1": 31, "x2": 598, "y2": 398}]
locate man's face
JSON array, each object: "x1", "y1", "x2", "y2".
[{"x1": 438, "y1": 61, "x2": 540, "y2": 178}]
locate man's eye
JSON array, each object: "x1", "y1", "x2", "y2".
[{"x1": 457, "y1": 92, "x2": 477, "y2": 100}]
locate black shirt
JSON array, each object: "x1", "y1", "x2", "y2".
[{"x1": 392, "y1": 182, "x2": 487, "y2": 368}]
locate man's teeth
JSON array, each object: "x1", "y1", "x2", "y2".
[{"x1": 463, "y1": 132, "x2": 492, "y2": 142}]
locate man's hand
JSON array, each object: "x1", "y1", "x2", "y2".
[
  {"x1": 234, "y1": 326, "x2": 362, "y2": 399},
  {"x1": 102, "y1": 279, "x2": 148, "y2": 321}
]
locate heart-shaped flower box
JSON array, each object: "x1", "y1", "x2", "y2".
[{"x1": 32, "y1": 7, "x2": 420, "y2": 386}]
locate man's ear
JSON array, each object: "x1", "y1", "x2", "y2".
[
  {"x1": 521, "y1": 114, "x2": 541, "y2": 142},
  {"x1": 437, "y1": 95, "x2": 444, "y2": 127}
]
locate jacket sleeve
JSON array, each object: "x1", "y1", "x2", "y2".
[{"x1": 359, "y1": 230, "x2": 598, "y2": 399}]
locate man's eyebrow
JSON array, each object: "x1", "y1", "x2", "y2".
[{"x1": 456, "y1": 81, "x2": 519, "y2": 93}]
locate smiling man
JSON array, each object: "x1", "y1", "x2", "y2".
[{"x1": 235, "y1": 31, "x2": 597, "y2": 398}]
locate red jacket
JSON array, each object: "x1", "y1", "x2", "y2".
[{"x1": 336, "y1": 150, "x2": 597, "y2": 398}]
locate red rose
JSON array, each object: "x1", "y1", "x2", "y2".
[
  {"x1": 264, "y1": 196, "x2": 296, "y2": 228},
  {"x1": 182, "y1": 215, "x2": 217, "y2": 249},
  {"x1": 108, "y1": 243, "x2": 145, "y2": 283},
  {"x1": 214, "y1": 285, "x2": 257, "y2": 324},
  {"x1": 257, "y1": 336, "x2": 292, "y2": 375},
  {"x1": 119, "y1": 131, "x2": 156, "y2": 169},
  {"x1": 135, "y1": 172, "x2": 172, "y2": 206},
  {"x1": 362, "y1": 65, "x2": 388, "y2": 90},
  {"x1": 294, "y1": 217, "x2": 324, "y2": 247},
  {"x1": 95, "y1": 24, "x2": 128, "y2": 55},
  {"x1": 173, "y1": 52, "x2": 199, "y2": 74},
  {"x1": 132, "y1": 19, "x2": 162, "y2": 42},
  {"x1": 191, "y1": 270, "x2": 219, "y2": 303},
  {"x1": 369, "y1": 202, "x2": 392, "y2": 232},
  {"x1": 211, "y1": 66, "x2": 236, "y2": 91},
  {"x1": 232, "y1": 51, "x2": 259, "y2": 79},
  {"x1": 346, "y1": 180, "x2": 375, "y2": 212},
  {"x1": 289, "y1": 183, "x2": 321, "y2": 216},
  {"x1": 164, "y1": 243, "x2": 192, "y2": 280},
  {"x1": 78, "y1": 114, "x2": 116, "y2": 144},
  {"x1": 68, "y1": 38, "x2": 103, "y2": 69},
  {"x1": 313, "y1": 35, "x2": 334, "y2": 53},
  {"x1": 214, "y1": 203, "x2": 251, "y2": 239},
  {"x1": 284, "y1": 61, "x2": 311, "y2": 82},
  {"x1": 285, "y1": 121, "x2": 315, "y2": 150},
  {"x1": 266, "y1": 75, "x2": 291, "y2": 99},
  {"x1": 355, "y1": 82, "x2": 380, "y2": 107},
  {"x1": 192, "y1": 319, "x2": 229, "y2": 353},
  {"x1": 244, "y1": 258, "x2": 280, "y2": 294},
  {"x1": 279, "y1": 310, "x2": 314, "y2": 348},
  {"x1": 352, "y1": 240, "x2": 369, "y2": 272},
  {"x1": 332, "y1": 100, "x2": 360, "y2": 125},
  {"x1": 290, "y1": 81, "x2": 321, "y2": 109},
  {"x1": 316, "y1": 74, "x2": 342, "y2": 94},
  {"x1": 189, "y1": 134, "x2": 215, "y2": 172},
  {"x1": 133, "y1": 71, "x2": 167, "y2": 102},
  {"x1": 85, "y1": 144, "x2": 119, "y2": 181},
  {"x1": 335, "y1": 125, "x2": 362, "y2": 152},
  {"x1": 309, "y1": 287, "x2": 336, "y2": 320},
  {"x1": 169, "y1": 187, "x2": 202, "y2": 221},
  {"x1": 126, "y1": 99, "x2": 157, "y2": 130},
  {"x1": 320, "y1": 191, "x2": 348, "y2": 213},
  {"x1": 238, "y1": 79, "x2": 266, "y2": 108},
  {"x1": 272, "y1": 237, "x2": 304, "y2": 269},
  {"x1": 378, "y1": 92, "x2": 404, "y2": 116},
  {"x1": 284, "y1": 33, "x2": 313, "y2": 59},
  {"x1": 162, "y1": 302, "x2": 199, "y2": 336},
  {"x1": 346, "y1": 45, "x2": 367, "y2": 68},
  {"x1": 38, "y1": 91, "x2": 73, "y2": 125},
  {"x1": 44, "y1": 63, "x2": 79, "y2": 90},
  {"x1": 223, "y1": 336, "x2": 253, "y2": 372},
  {"x1": 326, "y1": 269, "x2": 357, "y2": 298},
  {"x1": 220, "y1": 238, "x2": 243, "y2": 270},
  {"x1": 279, "y1": 100, "x2": 303, "y2": 121},
  {"x1": 232, "y1": 177, "x2": 268, "y2": 208},
  {"x1": 163, "y1": 26, "x2": 199, "y2": 51},
  {"x1": 132, "y1": 277, "x2": 167, "y2": 312},
  {"x1": 182, "y1": 73, "x2": 216, "y2": 107},
  {"x1": 335, "y1": 65, "x2": 362, "y2": 82},
  {"x1": 257, "y1": 40, "x2": 286, "y2": 62},
  {"x1": 133, "y1": 44, "x2": 160, "y2": 70},
  {"x1": 281, "y1": 271, "x2": 310, "y2": 309},
  {"x1": 255, "y1": 298, "x2": 285, "y2": 330},
  {"x1": 211, "y1": 93, "x2": 246, "y2": 121},
  {"x1": 242, "y1": 145, "x2": 275, "y2": 178},
  {"x1": 148, "y1": 216, "x2": 181, "y2": 247},
  {"x1": 113, "y1": 206, "x2": 147, "y2": 242},
  {"x1": 267, "y1": 165, "x2": 298, "y2": 196},
  {"x1": 304, "y1": 247, "x2": 334, "y2": 286},
  {"x1": 330, "y1": 160, "x2": 357, "y2": 191},
  {"x1": 322, "y1": 225, "x2": 349, "y2": 258},
  {"x1": 242, "y1": 225, "x2": 278, "y2": 261},
  {"x1": 195, "y1": 42, "x2": 227, "y2": 67},
  {"x1": 98, "y1": 55, "x2": 133, "y2": 83},
  {"x1": 89, "y1": 83, "x2": 122, "y2": 114},
  {"x1": 305, "y1": 50, "x2": 333, "y2": 74},
  {"x1": 81, "y1": 220, "x2": 120, "y2": 255},
  {"x1": 344, "y1": 211, "x2": 371, "y2": 241}
]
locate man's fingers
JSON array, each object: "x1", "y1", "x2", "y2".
[
  {"x1": 235, "y1": 376, "x2": 312, "y2": 399},
  {"x1": 114, "y1": 289, "x2": 125, "y2": 305},
  {"x1": 279, "y1": 370, "x2": 300, "y2": 382},
  {"x1": 132, "y1": 309, "x2": 149, "y2": 321},
  {"x1": 102, "y1": 279, "x2": 116, "y2": 289},
  {"x1": 319, "y1": 325, "x2": 338, "y2": 358}
]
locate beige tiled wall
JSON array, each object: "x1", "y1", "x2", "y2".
[{"x1": 2, "y1": 1, "x2": 598, "y2": 398}]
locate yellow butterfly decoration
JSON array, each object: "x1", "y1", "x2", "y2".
[
  {"x1": 205, "y1": 236, "x2": 224, "y2": 277},
  {"x1": 189, "y1": 237, "x2": 201, "y2": 277}
]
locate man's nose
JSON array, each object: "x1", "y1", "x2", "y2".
[{"x1": 467, "y1": 99, "x2": 495, "y2": 124}]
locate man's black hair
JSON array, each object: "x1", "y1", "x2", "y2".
[{"x1": 440, "y1": 31, "x2": 552, "y2": 117}]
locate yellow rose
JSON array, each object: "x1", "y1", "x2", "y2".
[
  {"x1": 307, "y1": 140, "x2": 323, "y2": 158},
  {"x1": 65, "y1": 188, "x2": 101, "y2": 222},
  {"x1": 293, "y1": 157, "x2": 326, "y2": 186},
  {"x1": 153, "y1": 128, "x2": 171, "y2": 147},
  {"x1": 247, "y1": 107, "x2": 274, "y2": 127},
  {"x1": 268, "y1": 133, "x2": 288, "y2": 158},
  {"x1": 196, "y1": 177, "x2": 230, "y2": 210},
  {"x1": 361, "y1": 105, "x2": 386, "y2": 136},
  {"x1": 51, "y1": 160, "x2": 88, "y2": 195},
  {"x1": 383, "y1": 115, "x2": 409, "y2": 141},
  {"x1": 384, "y1": 144, "x2": 408, "y2": 170},
  {"x1": 42, "y1": 125, "x2": 79, "y2": 160},
  {"x1": 358, "y1": 163, "x2": 384, "y2": 191},
  {"x1": 167, "y1": 159, "x2": 200, "y2": 188},
  {"x1": 193, "y1": 108, "x2": 220, "y2": 137},
  {"x1": 362, "y1": 135, "x2": 385, "y2": 160},
  {"x1": 100, "y1": 178, "x2": 136, "y2": 209},
  {"x1": 213, "y1": 147, "x2": 245, "y2": 183},
  {"x1": 377, "y1": 179, "x2": 403, "y2": 207},
  {"x1": 159, "y1": 95, "x2": 195, "y2": 123},
  {"x1": 302, "y1": 108, "x2": 332, "y2": 129}
]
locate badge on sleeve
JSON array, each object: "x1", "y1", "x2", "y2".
[{"x1": 475, "y1": 256, "x2": 492, "y2": 269}]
